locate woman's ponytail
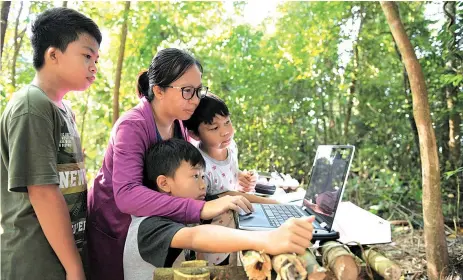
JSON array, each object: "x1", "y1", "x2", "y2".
[{"x1": 137, "y1": 71, "x2": 151, "y2": 100}]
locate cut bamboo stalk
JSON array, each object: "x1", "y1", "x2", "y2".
[
  {"x1": 239, "y1": 250, "x2": 272, "y2": 280},
  {"x1": 300, "y1": 249, "x2": 334, "y2": 280},
  {"x1": 271, "y1": 254, "x2": 307, "y2": 280},
  {"x1": 181, "y1": 260, "x2": 209, "y2": 268},
  {"x1": 173, "y1": 268, "x2": 210, "y2": 280},
  {"x1": 308, "y1": 270, "x2": 338, "y2": 280},
  {"x1": 321, "y1": 241, "x2": 359, "y2": 280},
  {"x1": 361, "y1": 248, "x2": 402, "y2": 280},
  {"x1": 300, "y1": 250, "x2": 322, "y2": 274},
  {"x1": 154, "y1": 266, "x2": 248, "y2": 280}
]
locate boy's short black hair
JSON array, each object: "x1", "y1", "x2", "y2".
[
  {"x1": 144, "y1": 139, "x2": 206, "y2": 191},
  {"x1": 183, "y1": 93, "x2": 230, "y2": 136},
  {"x1": 31, "y1": 7, "x2": 102, "y2": 69}
]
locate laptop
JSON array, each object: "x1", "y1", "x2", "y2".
[{"x1": 236, "y1": 145, "x2": 355, "y2": 241}]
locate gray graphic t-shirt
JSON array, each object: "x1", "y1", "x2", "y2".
[{"x1": 0, "y1": 85, "x2": 87, "y2": 280}]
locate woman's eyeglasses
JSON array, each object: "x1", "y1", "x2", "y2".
[{"x1": 165, "y1": 86, "x2": 208, "y2": 100}]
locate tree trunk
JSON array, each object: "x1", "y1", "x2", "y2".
[
  {"x1": 444, "y1": 1, "x2": 461, "y2": 168},
  {"x1": 343, "y1": 54, "x2": 356, "y2": 141},
  {"x1": 446, "y1": 85, "x2": 460, "y2": 167},
  {"x1": 328, "y1": 88, "x2": 335, "y2": 142},
  {"x1": 320, "y1": 91, "x2": 328, "y2": 144},
  {"x1": 112, "y1": 1, "x2": 131, "y2": 125},
  {"x1": 343, "y1": 7, "x2": 364, "y2": 141},
  {"x1": 314, "y1": 93, "x2": 320, "y2": 147},
  {"x1": 62, "y1": 1, "x2": 68, "y2": 7},
  {"x1": 381, "y1": 2, "x2": 449, "y2": 279},
  {"x1": 404, "y1": 69, "x2": 421, "y2": 160},
  {"x1": 11, "y1": 1, "x2": 26, "y2": 89},
  {"x1": 393, "y1": 41, "x2": 420, "y2": 160},
  {"x1": 0, "y1": 1, "x2": 11, "y2": 64}
]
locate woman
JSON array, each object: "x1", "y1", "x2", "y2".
[{"x1": 87, "y1": 48, "x2": 252, "y2": 280}]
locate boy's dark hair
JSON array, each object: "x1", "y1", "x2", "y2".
[
  {"x1": 144, "y1": 139, "x2": 206, "y2": 191},
  {"x1": 137, "y1": 48, "x2": 203, "y2": 101},
  {"x1": 31, "y1": 7, "x2": 102, "y2": 69},
  {"x1": 183, "y1": 94, "x2": 230, "y2": 136}
]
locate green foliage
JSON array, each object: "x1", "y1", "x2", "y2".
[{"x1": 1, "y1": 1, "x2": 461, "y2": 220}]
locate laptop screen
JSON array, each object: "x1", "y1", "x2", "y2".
[{"x1": 302, "y1": 145, "x2": 354, "y2": 230}]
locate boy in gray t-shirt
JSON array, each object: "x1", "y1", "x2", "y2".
[{"x1": 123, "y1": 139, "x2": 315, "y2": 280}]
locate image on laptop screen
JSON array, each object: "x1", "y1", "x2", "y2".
[{"x1": 303, "y1": 146, "x2": 353, "y2": 228}]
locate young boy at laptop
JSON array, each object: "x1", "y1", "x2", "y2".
[
  {"x1": 183, "y1": 93, "x2": 278, "y2": 264},
  {"x1": 123, "y1": 139, "x2": 315, "y2": 280}
]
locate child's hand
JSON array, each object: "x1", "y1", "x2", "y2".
[
  {"x1": 238, "y1": 170, "x2": 257, "y2": 192},
  {"x1": 200, "y1": 195, "x2": 253, "y2": 220},
  {"x1": 262, "y1": 216, "x2": 315, "y2": 255}
]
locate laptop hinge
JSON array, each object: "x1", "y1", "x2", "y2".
[{"x1": 302, "y1": 206, "x2": 329, "y2": 230}]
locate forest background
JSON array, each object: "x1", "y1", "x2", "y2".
[{"x1": 1, "y1": 1, "x2": 462, "y2": 239}]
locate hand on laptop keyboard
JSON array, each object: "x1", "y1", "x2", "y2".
[{"x1": 261, "y1": 216, "x2": 316, "y2": 255}]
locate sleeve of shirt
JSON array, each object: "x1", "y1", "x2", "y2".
[
  {"x1": 137, "y1": 216, "x2": 185, "y2": 267},
  {"x1": 205, "y1": 169, "x2": 223, "y2": 196},
  {"x1": 200, "y1": 195, "x2": 219, "y2": 225},
  {"x1": 204, "y1": 170, "x2": 213, "y2": 195},
  {"x1": 8, "y1": 112, "x2": 58, "y2": 192},
  {"x1": 112, "y1": 120, "x2": 205, "y2": 224}
]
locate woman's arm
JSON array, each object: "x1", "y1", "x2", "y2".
[{"x1": 112, "y1": 120, "x2": 205, "y2": 224}]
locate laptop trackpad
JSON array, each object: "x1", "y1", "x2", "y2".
[{"x1": 239, "y1": 204, "x2": 272, "y2": 229}]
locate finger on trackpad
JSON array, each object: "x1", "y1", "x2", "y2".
[{"x1": 239, "y1": 208, "x2": 253, "y2": 217}]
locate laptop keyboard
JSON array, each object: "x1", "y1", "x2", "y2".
[{"x1": 262, "y1": 204, "x2": 302, "y2": 227}]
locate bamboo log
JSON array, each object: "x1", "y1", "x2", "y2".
[
  {"x1": 154, "y1": 266, "x2": 248, "y2": 280},
  {"x1": 181, "y1": 260, "x2": 209, "y2": 268},
  {"x1": 300, "y1": 250, "x2": 334, "y2": 280},
  {"x1": 321, "y1": 241, "x2": 359, "y2": 280},
  {"x1": 361, "y1": 248, "x2": 401, "y2": 280},
  {"x1": 308, "y1": 270, "x2": 338, "y2": 280},
  {"x1": 239, "y1": 250, "x2": 272, "y2": 280},
  {"x1": 271, "y1": 254, "x2": 307, "y2": 280},
  {"x1": 300, "y1": 250, "x2": 322, "y2": 274},
  {"x1": 173, "y1": 269, "x2": 210, "y2": 280}
]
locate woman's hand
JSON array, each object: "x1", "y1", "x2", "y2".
[{"x1": 200, "y1": 195, "x2": 253, "y2": 220}]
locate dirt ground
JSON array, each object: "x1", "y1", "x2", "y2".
[{"x1": 372, "y1": 226, "x2": 463, "y2": 279}]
